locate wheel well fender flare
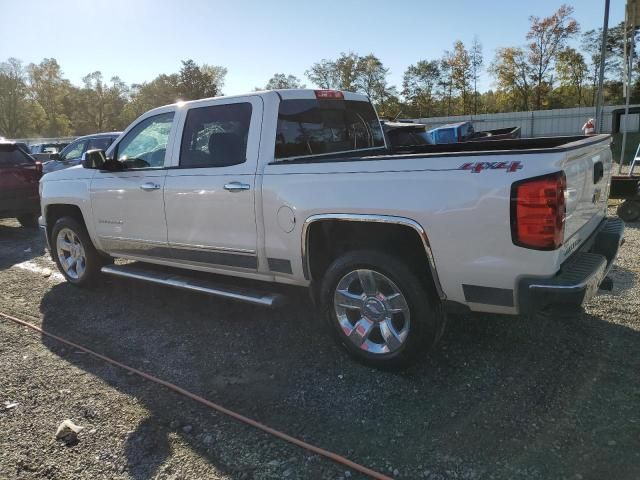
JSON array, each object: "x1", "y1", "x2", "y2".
[
  {"x1": 301, "y1": 213, "x2": 445, "y2": 299},
  {"x1": 44, "y1": 204, "x2": 88, "y2": 239}
]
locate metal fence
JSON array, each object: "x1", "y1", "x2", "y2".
[
  {"x1": 8, "y1": 136, "x2": 77, "y2": 146},
  {"x1": 8, "y1": 105, "x2": 640, "y2": 144},
  {"x1": 404, "y1": 104, "x2": 640, "y2": 137}
]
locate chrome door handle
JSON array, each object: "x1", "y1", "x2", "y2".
[
  {"x1": 139, "y1": 182, "x2": 161, "y2": 191},
  {"x1": 224, "y1": 182, "x2": 250, "y2": 192}
]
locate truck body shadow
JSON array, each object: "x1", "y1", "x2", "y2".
[
  {"x1": 0, "y1": 221, "x2": 45, "y2": 271},
  {"x1": 38, "y1": 271, "x2": 640, "y2": 480}
]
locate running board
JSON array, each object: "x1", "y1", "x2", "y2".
[{"x1": 101, "y1": 264, "x2": 286, "y2": 307}]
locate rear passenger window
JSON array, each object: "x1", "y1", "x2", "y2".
[
  {"x1": 0, "y1": 149, "x2": 30, "y2": 167},
  {"x1": 180, "y1": 103, "x2": 252, "y2": 168},
  {"x1": 275, "y1": 99, "x2": 385, "y2": 159}
]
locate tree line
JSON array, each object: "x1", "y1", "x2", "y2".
[
  {"x1": 0, "y1": 58, "x2": 226, "y2": 138},
  {"x1": 1, "y1": 4, "x2": 638, "y2": 138}
]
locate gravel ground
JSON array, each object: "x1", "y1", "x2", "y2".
[{"x1": 0, "y1": 207, "x2": 639, "y2": 480}]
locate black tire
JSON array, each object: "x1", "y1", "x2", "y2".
[
  {"x1": 617, "y1": 200, "x2": 640, "y2": 222},
  {"x1": 17, "y1": 214, "x2": 39, "y2": 228},
  {"x1": 50, "y1": 216, "x2": 103, "y2": 286},
  {"x1": 320, "y1": 250, "x2": 446, "y2": 370}
]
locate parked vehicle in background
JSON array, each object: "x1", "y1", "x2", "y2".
[
  {"x1": 0, "y1": 142, "x2": 42, "y2": 227},
  {"x1": 30, "y1": 142, "x2": 70, "y2": 162},
  {"x1": 14, "y1": 142, "x2": 31, "y2": 154},
  {"x1": 610, "y1": 148, "x2": 640, "y2": 222},
  {"x1": 464, "y1": 126, "x2": 521, "y2": 142},
  {"x1": 40, "y1": 89, "x2": 623, "y2": 368},
  {"x1": 383, "y1": 120, "x2": 521, "y2": 147},
  {"x1": 382, "y1": 121, "x2": 431, "y2": 147},
  {"x1": 0, "y1": 139, "x2": 30, "y2": 153},
  {"x1": 43, "y1": 133, "x2": 120, "y2": 174},
  {"x1": 424, "y1": 121, "x2": 520, "y2": 144}
]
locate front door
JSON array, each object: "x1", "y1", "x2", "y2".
[
  {"x1": 91, "y1": 110, "x2": 176, "y2": 257},
  {"x1": 164, "y1": 96, "x2": 262, "y2": 271}
]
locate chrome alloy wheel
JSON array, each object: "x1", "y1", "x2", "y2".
[
  {"x1": 333, "y1": 269, "x2": 411, "y2": 354},
  {"x1": 56, "y1": 228, "x2": 87, "y2": 280}
]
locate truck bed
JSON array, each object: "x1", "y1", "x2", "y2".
[
  {"x1": 392, "y1": 135, "x2": 603, "y2": 154},
  {"x1": 465, "y1": 126, "x2": 521, "y2": 142},
  {"x1": 273, "y1": 135, "x2": 609, "y2": 164}
]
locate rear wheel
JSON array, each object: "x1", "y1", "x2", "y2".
[
  {"x1": 17, "y1": 214, "x2": 38, "y2": 228},
  {"x1": 320, "y1": 250, "x2": 446, "y2": 369},
  {"x1": 51, "y1": 217, "x2": 103, "y2": 286},
  {"x1": 617, "y1": 199, "x2": 640, "y2": 222}
]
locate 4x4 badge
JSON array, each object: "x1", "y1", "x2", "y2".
[{"x1": 459, "y1": 161, "x2": 523, "y2": 173}]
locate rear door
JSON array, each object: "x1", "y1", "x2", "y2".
[{"x1": 163, "y1": 96, "x2": 262, "y2": 271}]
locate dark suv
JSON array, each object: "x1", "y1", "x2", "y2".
[
  {"x1": 0, "y1": 142, "x2": 42, "y2": 227},
  {"x1": 43, "y1": 132, "x2": 120, "y2": 174}
]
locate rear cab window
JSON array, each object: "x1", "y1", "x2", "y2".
[{"x1": 275, "y1": 93, "x2": 385, "y2": 160}]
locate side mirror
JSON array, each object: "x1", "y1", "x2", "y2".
[
  {"x1": 49, "y1": 152, "x2": 61, "y2": 161},
  {"x1": 82, "y1": 149, "x2": 107, "y2": 169}
]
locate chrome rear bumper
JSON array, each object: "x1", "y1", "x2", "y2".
[{"x1": 518, "y1": 217, "x2": 625, "y2": 314}]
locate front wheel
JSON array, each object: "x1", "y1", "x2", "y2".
[
  {"x1": 51, "y1": 217, "x2": 103, "y2": 286},
  {"x1": 320, "y1": 250, "x2": 446, "y2": 369}
]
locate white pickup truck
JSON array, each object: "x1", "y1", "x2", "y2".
[{"x1": 39, "y1": 89, "x2": 624, "y2": 368}]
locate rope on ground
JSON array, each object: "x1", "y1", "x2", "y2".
[{"x1": 0, "y1": 310, "x2": 393, "y2": 480}]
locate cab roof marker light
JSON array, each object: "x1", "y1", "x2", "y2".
[{"x1": 314, "y1": 90, "x2": 344, "y2": 100}]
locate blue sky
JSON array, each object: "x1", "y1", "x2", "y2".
[{"x1": 0, "y1": 0, "x2": 626, "y2": 95}]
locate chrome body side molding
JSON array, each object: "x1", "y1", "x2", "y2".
[
  {"x1": 301, "y1": 213, "x2": 445, "y2": 299},
  {"x1": 99, "y1": 236, "x2": 258, "y2": 270}
]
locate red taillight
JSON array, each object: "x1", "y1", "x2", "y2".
[
  {"x1": 511, "y1": 172, "x2": 566, "y2": 250},
  {"x1": 314, "y1": 89, "x2": 344, "y2": 100},
  {"x1": 35, "y1": 161, "x2": 42, "y2": 174}
]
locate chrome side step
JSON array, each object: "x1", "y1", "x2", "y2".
[{"x1": 101, "y1": 264, "x2": 286, "y2": 307}]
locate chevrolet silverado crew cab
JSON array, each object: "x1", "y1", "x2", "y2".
[{"x1": 39, "y1": 89, "x2": 624, "y2": 368}]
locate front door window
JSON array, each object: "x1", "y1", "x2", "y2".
[{"x1": 115, "y1": 112, "x2": 174, "y2": 169}]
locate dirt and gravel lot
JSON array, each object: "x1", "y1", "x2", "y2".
[{"x1": 0, "y1": 208, "x2": 639, "y2": 480}]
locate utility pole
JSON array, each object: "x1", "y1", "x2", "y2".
[
  {"x1": 595, "y1": 0, "x2": 610, "y2": 134},
  {"x1": 619, "y1": 0, "x2": 640, "y2": 172},
  {"x1": 619, "y1": 23, "x2": 635, "y2": 172}
]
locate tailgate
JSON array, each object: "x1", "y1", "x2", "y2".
[{"x1": 562, "y1": 139, "x2": 612, "y2": 249}]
